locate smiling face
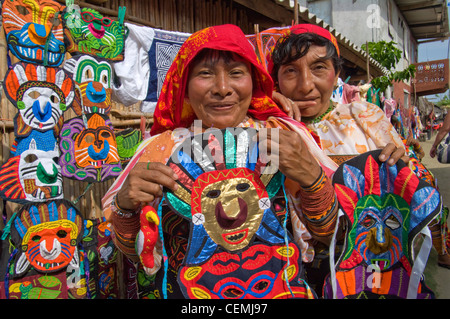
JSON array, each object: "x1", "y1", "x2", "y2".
[
  {"x1": 277, "y1": 45, "x2": 339, "y2": 120},
  {"x1": 185, "y1": 50, "x2": 253, "y2": 129},
  {"x1": 193, "y1": 168, "x2": 268, "y2": 251}
]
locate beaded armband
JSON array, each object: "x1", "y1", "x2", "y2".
[{"x1": 298, "y1": 168, "x2": 338, "y2": 237}]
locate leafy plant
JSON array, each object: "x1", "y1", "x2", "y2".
[
  {"x1": 362, "y1": 41, "x2": 416, "y2": 93},
  {"x1": 436, "y1": 90, "x2": 450, "y2": 108}
]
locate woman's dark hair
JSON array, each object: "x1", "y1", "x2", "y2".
[{"x1": 271, "y1": 33, "x2": 343, "y2": 83}]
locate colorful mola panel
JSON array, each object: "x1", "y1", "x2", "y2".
[
  {"x1": 115, "y1": 128, "x2": 143, "y2": 167},
  {"x1": 62, "y1": 54, "x2": 113, "y2": 116},
  {"x1": 162, "y1": 128, "x2": 314, "y2": 299},
  {"x1": 324, "y1": 150, "x2": 441, "y2": 299},
  {"x1": 0, "y1": 138, "x2": 63, "y2": 204},
  {"x1": 62, "y1": 3, "x2": 127, "y2": 61},
  {"x1": 59, "y1": 113, "x2": 122, "y2": 182},
  {"x1": 9, "y1": 199, "x2": 84, "y2": 276},
  {"x1": 3, "y1": 62, "x2": 74, "y2": 138},
  {"x1": 2, "y1": 0, "x2": 66, "y2": 66}
]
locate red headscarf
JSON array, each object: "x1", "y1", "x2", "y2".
[{"x1": 150, "y1": 24, "x2": 287, "y2": 136}]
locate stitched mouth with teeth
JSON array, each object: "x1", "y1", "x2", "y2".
[
  {"x1": 222, "y1": 228, "x2": 249, "y2": 245},
  {"x1": 371, "y1": 259, "x2": 390, "y2": 271}
]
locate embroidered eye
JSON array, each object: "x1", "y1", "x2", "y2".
[
  {"x1": 102, "y1": 74, "x2": 108, "y2": 85},
  {"x1": 236, "y1": 183, "x2": 250, "y2": 192},
  {"x1": 32, "y1": 235, "x2": 41, "y2": 242},
  {"x1": 16, "y1": 5, "x2": 30, "y2": 16},
  {"x1": 24, "y1": 154, "x2": 38, "y2": 163},
  {"x1": 101, "y1": 131, "x2": 111, "y2": 139},
  {"x1": 28, "y1": 91, "x2": 40, "y2": 99},
  {"x1": 101, "y1": 17, "x2": 113, "y2": 27},
  {"x1": 84, "y1": 135, "x2": 94, "y2": 144},
  {"x1": 50, "y1": 94, "x2": 60, "y2": 104},
  {"x1": 206, "y1": 190, "x2": 221, "y2": 198},
  {"x1": 57, "y1": 230, "x2": 68, "y2": 238},
  {"x1": 361, "y1": 216, "x2": 376, "y2": 228},
  {"x1": 385, "y1": 215, "x2": 401, "y2": 230}
]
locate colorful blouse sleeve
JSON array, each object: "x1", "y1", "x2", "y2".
[{"x1": 102, "y1": 130, "x2": 175, "y2": 261}]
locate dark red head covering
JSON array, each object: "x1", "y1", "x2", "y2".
[
  {"x1": 150, "y1": 24, "x2": 287, "y2": 136},
  {"x1": 289, "y1": 24, "x2": 340, "y2": 56}
]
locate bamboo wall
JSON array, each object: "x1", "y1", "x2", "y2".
[{"x1": 0, "y1": 0, "x2": 284, "y2": 223}]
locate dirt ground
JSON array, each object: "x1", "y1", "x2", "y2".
[{"x1": 419, "y1": 135, "x2": 450, "y2": 299}]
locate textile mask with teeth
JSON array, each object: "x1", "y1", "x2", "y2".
[
  {"x1": 62, "y1": 54, "x2": 113, "y2": 116},
  {"x1": 3, "y1": 62, "x2": 74, "y2": 138},
  {"x1": 59, "y1": 113, "x2": 121, "y2": 182},
  {"x1": 326, "y1": 149, "x2": 441, "y2": 299},
  {"x1": 2, "y1": 0, "x2": 66, "y2": 66},
  {"x1": 62, "y1": 3, "x2": 127, "y2": 61},
  {"x1": 163, "y1": 128, "x2": 314, "y2": 299},
  {"x1": 10, "y1": 199, "x2": 83, "y2": 276}
]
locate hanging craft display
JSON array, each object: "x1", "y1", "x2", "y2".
[
  {"x1": 0, "y1": 137, "x2": 63, "y2": 204},
  {"x1": 59, "y1": 113, "x2": 122, "y2": 183},
  {"x1": 2, "y1": 0, "x2": 66, "y2": 66},
  {"x1": 62, "y1": 54, "x2": 113, "y2": 116},
  {"x1": 159, "y1": 127, "x2": 315, "y2": 299},
  {"x1": 323, "y1": 150, "x2": 441, "y2": 299},
  {"x1": 62, "y1": 2, "x2": 127, "y2": 61},
  {"x1": 3, "y1": 62, "x2": 74, "y2": 138}
]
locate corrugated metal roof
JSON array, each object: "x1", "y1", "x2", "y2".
[{"x1": 394, "y1": 0, "x2": 449, "y2": 41}]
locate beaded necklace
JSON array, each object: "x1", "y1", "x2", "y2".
[{"x1": 310, "y1": 101, "x2": 335, "y2": 124}]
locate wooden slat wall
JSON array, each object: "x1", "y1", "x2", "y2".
[{"x1": 0, "y1": 0, "x2": 282, "y2": 223}]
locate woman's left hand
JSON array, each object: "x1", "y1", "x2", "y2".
[
  {"x1": 258, "y1": 128, "x2": 322, "y2": 187},
  {"x1": 378, "y1": 143, "x2": 409, "y2": 166}
]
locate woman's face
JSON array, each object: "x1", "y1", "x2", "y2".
[
  {"x1": 277, "y1": 45, "x2": 339, "y2": 120},
  {"x1": 186, "y1": 52, "x2": 253, "y2": 129}
]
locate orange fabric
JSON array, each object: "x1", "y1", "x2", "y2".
[{"x1": 150, "y1": 24, "x2": 288, "y2": 136}]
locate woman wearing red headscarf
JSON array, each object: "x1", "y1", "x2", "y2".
[{"x1": 102, "y1": 24, "x2": 340, "y2": 299}]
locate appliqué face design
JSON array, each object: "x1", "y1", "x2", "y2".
[
  {"x1": 2, "y1": 0, "x2": 66, "y2": 66},
  {"x1": 196, "y1": 170, "x2": 267, "y2": 251},
  {"x1": 351, "y1": 194, "x2": 408, "y2": 271},
  {"x1": 59, "y1": 113, "x2": 122, "y2": 182},
  {"x1": 3, "y1": 62, "x2": 74, "y2": 136},
  {"x1": 63, "y1": 55, "x2": 113, "y2": 116},
  {"x1": 63, "y1": 6, "x2": 127, "y2": 61},
  {"x1": 326, "y1": 150, "x2": 441, "y2": 299},
  {"x1": 0, "y1": 138, "x2": 63, "y2": 203},
  {"x1": 11, "y1": 200, "x2": 83, "y2": 275}
]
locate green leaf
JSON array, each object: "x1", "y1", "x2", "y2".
[
  {"x1": 29, "y1": 287, "x2": 61, "y2": 299},
  {"x1": 38, "y1": 275, "x2": 62, "y2": 288}
]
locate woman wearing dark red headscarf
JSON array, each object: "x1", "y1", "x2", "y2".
[{"x1": 102, "y1": 24, "x2": 339, "y2": 299}]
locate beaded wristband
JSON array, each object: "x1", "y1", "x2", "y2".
[{"x1": 111, "y1": 194, "x2": 140, "y2": 218}]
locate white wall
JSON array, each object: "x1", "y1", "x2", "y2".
[{"x1": 304, "y1": 0, "x2": 417, "y2": 69}]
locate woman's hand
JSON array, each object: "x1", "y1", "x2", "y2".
[
  {"x1": 378, "y1": 143, "x2": 409, "y2": 166},
  {"x1": 258, "y1": 128, "x2": 322, "y2": 187},
  {"x1": 272, "y1": 91, "x2": 302, "y2": 122},
  {"x1": 116, "y1": 162, "x2": 179, "y2": 211}
]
